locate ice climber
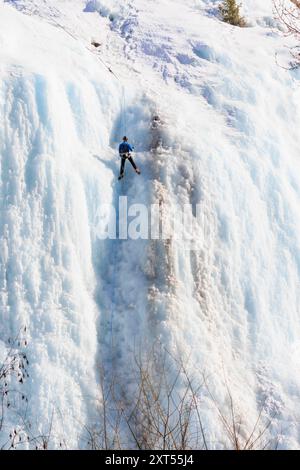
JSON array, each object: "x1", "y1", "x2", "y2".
[{"x1": 118, "y1": 136, "x2": 141, "y2": 180}]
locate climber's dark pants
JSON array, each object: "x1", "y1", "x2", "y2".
[{"x1": 119, "y1": 153, "x2": 137, "y2": 175}]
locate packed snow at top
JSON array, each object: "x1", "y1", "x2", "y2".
[{"x1": 0, "y1": 0, "x2": 300, "y2": 450}]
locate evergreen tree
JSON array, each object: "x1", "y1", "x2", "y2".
[{"x1": 219, "y1": 0, "x2": 246, "y2": 27}]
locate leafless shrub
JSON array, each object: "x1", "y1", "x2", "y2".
[
  {"x1": 0, "y1": 328, "x2": 29, "y2": 447},
  {"x1": 0, "y1": 332, "x2": 278, "y2": 451},
  {"x1": 83, "y1": 367, "x2": 126, "y2": 450},
  {"x1": 0, "y1": 329, "x2": 57, "y2": 449},
  {"x1": 120, "y1": 348, "x2": 206, "y2": 450},
  {"x1": 202, "y1": 373, "x2": 277, "y2": 450},
  {"x1": 274, "y1": 0, "x2": 300, "y2": 68},
  {"x1": 84, "y1": 346, "x2": 278, "y2": 450}
]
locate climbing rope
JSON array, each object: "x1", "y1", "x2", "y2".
[
  {"x1": 39, "y1": 16, "x2": 120, "y2": 80},
  {"x1": 45, "y1": 17, "x2": 127, "y2": 356},
  {"x1": 122, "y1": 85, "x2": 127, "y2": 137},
  {"x1": 53, "y1": 20, "x2": 128, "y2": 141}
]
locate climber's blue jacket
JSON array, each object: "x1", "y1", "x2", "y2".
[{"x1": 119, "y1": 142, "x2": 134, "y2": 155}]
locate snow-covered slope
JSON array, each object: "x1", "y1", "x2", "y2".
[{"x1": 0, "y1": 0, "x2": 300, "y2": 449}]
